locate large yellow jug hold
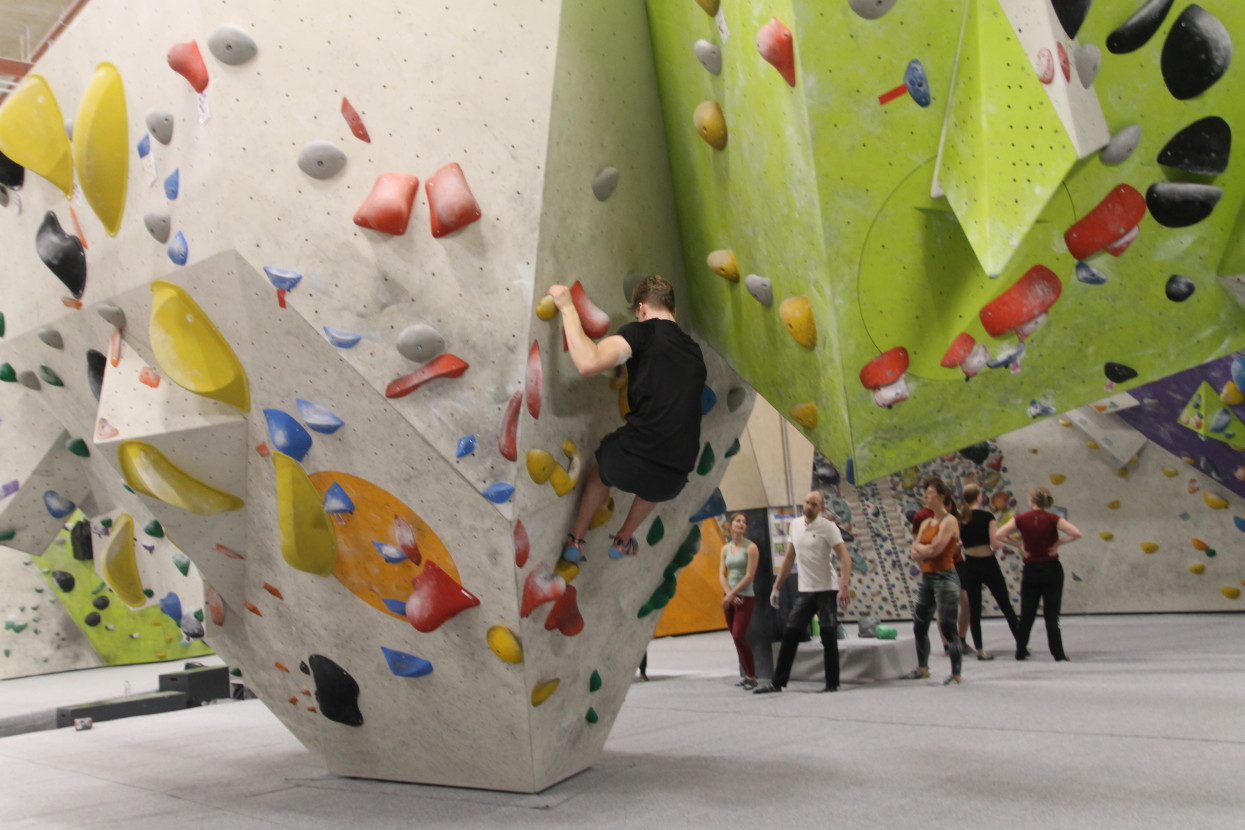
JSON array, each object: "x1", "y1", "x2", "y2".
[{"x1": 0, "y1": 75, "x2": 74, "y2": 195}]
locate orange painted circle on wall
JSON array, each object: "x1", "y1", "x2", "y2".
[{"x1": 309, "y1": 472, "x2": 461, "y2": 620}]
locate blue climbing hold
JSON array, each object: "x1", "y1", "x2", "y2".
[
  {"x1": 263, "y1": 266, "x2": 303, "y2": 292},
  {"x1": 1075, "y1": 261, "x2": 1108, "y2": 285},
  {"x1": 263, "y1": 408, "x2": 313, "y2": 461},
  {"x1": 323, "y1": 482, "x2": 354, "y2": 514},
  {"x1": 689, "y1": 488, "x2": 726, "y2": 522},
  {"x1": 167, "y1": 231, "x2": 188, "y2": 265},
  {"x1": 164, "y1": 168, "x2": 179, "y2": 199},
  {"x1": 323, "y1": 326, "x2": 362, "y2": 348},
  {"x1": 381, "y1": 646, "x2": 433, "y2": 678},
  {"x1": 846, "y1": 456, "x2": 855, "y2": 485},
  {"x1": 1233, "y1": 516, "x2": 1245, "y2": 533},
  {"x1": 43, "y1": 490, "x2": 75, "y2": 519},
  {"x1": 904, "y1": 59, "x2": 931, "y2": 107},
  {"x1": 381, "y1": 598, "x2": 407, "y2": 615},
  {"x1": 701, "y1": 385, "x2": 717, "y2": 415},
  {"x1": 483, "y1": 482, "x2": 515, "y2": 503},
  {"x1": 136, "y1": 133, "x2": 151, "y2": 158},
  {"x1": 1231, "y1": 357, "x2": 1245, "y2": 392},
  {"x1": 159, "y1": 592, "x2": 182, "y2": 622},
  {"x1": 372, "y1": 541, "x2": 406, "y2": 563},
  {"x1": 296, "y1": 398, "x2": 344, "y2": 434},
  {"x1": 456, "y1": 434, "x2": 477, "y2": 458}
]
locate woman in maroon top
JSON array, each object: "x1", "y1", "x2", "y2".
[{"x1": 993, "y1": 487, "x2": 1082, "y2": 662}]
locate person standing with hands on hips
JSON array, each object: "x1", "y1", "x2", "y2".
[{"x1": 754, "y1": 491, "x2": 852, "y2": 695}]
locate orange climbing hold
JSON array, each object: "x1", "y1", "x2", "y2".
[
  {"x1": 205, "y1": 585, "x2": 225, "y2": 626},
  {"x1": 526, "y1": 340, "x2": 542, "y2": 419},
  {"x1": 499, "y1": 390, "x2": 521, "y2": 462},
  {"x1": 138, "y1": 367, "x2": 161, "y2": 388},
  {"x1": 354, "y1": 173, "x2": 420, "y2": 236},
  {"x1": 757, "y1": 18, "x2": 796, "y2": 86},
  {"x1": 275, "y1": 662, "x2": 290, "y2": 673},
  {"x1": 263, "y1": 582, "x2": 284, "y2": 599},
  {"x1": 167, "y1": 41, "x2": 209, "y2": 93},
  {"x1": 426, "y1": 163, "x2": 481, "y2": 237},
  {"x1": 340, "y1": 97, "x2": 371, "y2": 142},
  {"x1": 405, "y1": 561, "x2": 480, "y2": 632},
  {"x1": 514, "y1": 519, "x2": 530, "y2": 568},
  {"x1": 385, "y1": 353, "x2": 469, "y2": 398},
  {"x1": 244, "y1": 601, "x2": 262, "y2": 616}
]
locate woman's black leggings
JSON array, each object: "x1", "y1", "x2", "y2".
[
  {"x1": 964, "y1": 555, "x2": 1019, "y2": 651},
  {"x1": 1016, "y1": 560, "x2": 1067, "y2": 661}
]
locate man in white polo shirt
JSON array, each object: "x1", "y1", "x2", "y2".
[{"x1": 754, "y1": 490, "x2": 852, "y2": 694}]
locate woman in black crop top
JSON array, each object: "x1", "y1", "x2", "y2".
[{"x1": 957, "y1": 484, "x2": 1018, "y2": 661}]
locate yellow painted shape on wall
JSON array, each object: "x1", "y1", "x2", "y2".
[
  {"x1": 486, "y1": 625, "x2": 523, "y2": 664},
  {"x1": 118, "y1": 440, "x2": 244, "y2": 514},
  {"x1": 72, "y1": 63, "x2": 128, "y2": 236},
  {"x1": 790, "y1": 401, "x2": 817, "y2": 429},
  {"x1": 0, "y1": 74, "x2": 74, "y2": 195},
  {"x1": 1203, "y1": 492, "x2": 1229, "y2": 509},
  {"x1": 779, "y1": 295, "x2": 816, "y2": 349},
  {"x1": 1189, "y1": 563, "x2": 1205, "y2": 574},
  {"x1": 99, "y1": 513, "x2": 146, "y2": 607},
  {"x1": 149, "y1": 280, "x2": 251, "y2": 412},
  {"x1": 274, "y1": 452, "x2": 337, "y2": 576},
  {"x1": 1141, "y1": 542, "x2": 1159, "y2": 554},
  {"x1": 655, "y1": 518, "x2": 728, "y2": 638},
  {"x1": 531, "y1": 678, "x2": 560, "y2": 706}
]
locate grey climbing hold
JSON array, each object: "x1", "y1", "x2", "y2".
[
  {"x1": 145, "y1": 111, "x2": 174, "y2": 145},
  {"x1": 144, "y1": 211, "x2": 171, "y2": 243},
  {"x1": 744, "y1": 274, "x2": 773, "y2": 306},
  {"x1": 37, "y1": 328, "x2": 64, "y2": 350},
  {"x1": 17, "y1": 371, "x2": 40, "y2": 391},
  {"x1": 1073, "y1": 43, "x2": 1100, "y2": 88},
  {"x1": 849, "y1": 0, "x2": 898, "y2": 20},
  {"x1": 96, "y1": 303, "x2": 126, "y2": 330},
  {"x1": 726, "y1": 386, "x2": 747, "y2": 413},
  {"x1": 591, "y1": 166, "x2": 620, "y2": 201},
  {"x1": 396, "y1": 324, "x2": 446, "y2": 363},
  {"x1": 694, "y1": 40, "x2": 722, "y2": 75},
  {"x1": 208, "y1": 25, "x2": 258, "y2": 66},
  {"x1": 64, "y1": 119, "x2": 73, "y2": 141},
  {"x1": 1100, "y1": 125, "x2": 1141, "y2": 166},
  {"x1": 298, "y1": 141, "x2": 347, "y2": 180}
]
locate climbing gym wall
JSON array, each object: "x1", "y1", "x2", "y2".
[
  {"x1": 0, "y1": 0, "x2": 753, "y2": 792},
  {"x1": 647, "y1": 0, "x2": 1245, "y2": 485}
]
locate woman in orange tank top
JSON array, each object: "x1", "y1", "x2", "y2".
[{"x1": 902, "y1": 477, "x2": 963, "y2": 685}]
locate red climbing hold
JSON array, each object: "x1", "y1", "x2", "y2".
[
  {"x1": 520, "y1": 563, "x2": 566, "y2": 617},
  {"x1": 205, "y1": 585, "x2": 225, "y2": 626},
  {"x1": 1064, "y1": 184, "x2": 1146, "y2": 260},
  {"x1": 405, "y1": 561, "x2": 480, "y2": 632},
  {"x1": 544, "y1": 584, "x2": 584, "y2": 636},
  {"x1": 167, "y1": 41, "x2": 209, "y2": 93},
  {"x1": 394, "y1": 515, "x2": 422, "y2": 565},
  {"x1": 385, "y1": 353, "x2": 469, "y2": 398},
  {"x1": 499, "y1": 389, "x2": 521, "y2": 461},
  {"x1": 757, "y1": 18, "x2": 796, "y2": 87},
  {"x1": 340, "y1": 97, "x2": 371, "y2": 143},
  {"x1": 571, "y1": 281, "x2": 610, "y2": 339},
  {"x1": 354, "y1": 173, "x2": 420, "y2": 236},
  {"x1": 526, "y1": 340, "x2": 542, "y2": 420},
  {"x1": 980, "y1": 265, "x2": 1062, "y2": 339},
  {"x1": 426, "y1": 163, "x2": 482, "y2": 238},
  {"x1": 514, "y1": 519, "x2": 530, "y2": 568}
]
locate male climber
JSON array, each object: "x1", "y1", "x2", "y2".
[{"x1": 547, "y1": 275, "x2": 707, "y2": 561}]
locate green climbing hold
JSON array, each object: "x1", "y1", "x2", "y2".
[
  {"x1": 8, "y1": 622, "x2": 27, "y2": 634},
  {"x1": 122, "y1": 484, "x2": 135, "y2": 494},
  {"x1": 194, "y1": 608, "x2": 203, "y2": 622},
  {"x1": 696, "y1": 443, "x2": 715, "y2": 476},
  {"x1": 637, "y1": 602, "x2": 655, "y2": 618},
  {"x1": 91, "y1": 581, "x2": 106, "y2": 594},
  {"x1": 37, "y1": 365, "x2": 64, "y2": 387},
  {"x1": 0, "y1": 311, "x2": 5, "y2": 337},
  {"x1": 724, "y1": 438, "x2": 741, "y2": 458},
  {"x1": 663, "y1": 561, "x2": 681, "y2": 580},
  {"x1": 144, "y1": 520, "x2": 165, "y2": 538},
  {"x1": 230, "y1": 667, "x2": 242, "y2": 677},
  {"x1": 585, "y1": 707, "x2": 599, "y2": 724},
  {"x1": 100, "y1": 518, "x2": 112, "y2": 528},
  {"x1": 65, "y1": 437, "x2": 90, "y2": 457},
  {"x1": 589, "y1": 669, "x2": 602, "y2": 692},
  {"x1": 3, "y1": 649, "x2": 9, "y2": 658},
  {"x1": 172, "y1": 552, "x2": 191, "y2": 576},
  {"x1": 646, "y1": 517, "x2": 665, "y2": 546},
  {"x1": 0, "y1": 528, "x2": 15, "y2": 542},
  {"x1": 1206, "y1": 548, "x2": 1218, "y2": 558},
  {"x1": 0, "y1": 363, "x2": 15, "y2": 383},
  {"x1": 143, "y1": 588, "x2": 154, "y2": 598}
]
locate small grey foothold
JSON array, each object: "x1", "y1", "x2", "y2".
[
  {"x1": 726, "y1": 386, "x2": 747, "y2": 413},
  {"x1": 744, "y1": 274, "x2": 773, "y2": 306},
  {"x1": 1100, "y1": 125, "x2": 1141, "y2": 166},
  {"x1": 96, "y1": 303, "x2": 126, "y2": 330},
  {"x1": 145, "y1": 111, "x2": 174, "y2": 145},
  {"x1": 592, "y1": 166, "x2": 620, "y2": 201},
  {"x1": 64, "y1": 119, "x2": 74, "y2": 141},
  {"x1": 622, "y1": 272, "x2": 645, "y2": 303},
  {"x1": 298, "y1": 141, "x2": 347, "y2": 179},
  {"x1": 396, "y1": 324, "x2": 446, "y2": 363},
  {"x1": 694, "y1": 40, "x2": 722, "y2": 75},
  {"x1": 17, "y1": 371, "x2": 41, "y2": 391},
  {"x1": 37, "y1": 327, "x2": 64, "y2": 350},
  {"x1": 1073, "y1": 43, "x2": 1100, "y2": 87},
  {"x1": 849, "y1": 0, "x2": 899, "y2": 20},
  {"x1": 144, "y1": 211, "x2": 171, "y2": 243},
  {"x1": 208, "y1": 24, "x2": 258, "y2": 66}
]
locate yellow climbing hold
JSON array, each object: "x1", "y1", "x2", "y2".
[
  {"x1": 273, "y1": 451, "x2": 338, "y2": 576},
  {"x1": 99, "y1": 513, "x2": 146, "y2": 607},
  {"x1": 695, "y1": 0, "x2": 720, "y2": 15},
  {"x1": 1049, "y1": 474, "x2": 1066, "y2": 485},
  {"x1": 706, "y1": 250, "x2": 739, "y2": 282},
  {"x1": 1161, "y1": 467, "x2": 1178, "y2": 477},
  {"x1": 72, "y1": 63, "x2": 128, "y2": 236},
  {"x1": 1099, "y1": 532, "x2": 1113, "y2": 541},
  {"x1": 1221, "y1": 586, "x2": 1241, "y2": 600},
  {"x1": 588, "y1": 496, "x2": 614, "y2": 530},
  {"x1": 1192, "y1": 538, "x2": 1209, "y2": 551},
  {"x1": 693, "y1": 101, "x2": 727, "y2": 150},
  {"x1": 1182, "y1": 456, "x2": 1196, "y2": 466},
  {"x1": 1189, "y1": 563, "x2": 1205, "y2": 574},
  {"x1": 1220, "y1": 380, "x2": 1244, "y2": 405},
  {"x1": 531, "y1": 678, "x2": 560, "y2": 706},
  {"x1": 149, "y1": 281, "x2": 251, "y2": 412},
  {"x1": 1117, "y1": 467, "x2": 1130, "y2": 478},
  {"x1": 778, "y1": 295, "x2": 817, "y2": 350},
  {"x1": 1057, "y1": 417, "x2": 1072, "y2": 427},
  {"x1": 549, "y1": 439, "x2": 581, "y2": 497},
  {"x1": 526, "y1": 449, "x2": 556, "y2": 484},
  {"x1": 1086, "y1": 441, "x2": 1099, "y2": 450},
  {"x1": 1141, "y1": 542, "x2": 1159, "y2": 554},
  {"x1": 535, "y1": 295, "x2": 557, "y2": 321},
  {"x1": 0, "y1": 74, "x2": 74, "y2": 195},
  {"x1": 1107, "y1": 500, "x2": 1120, "y2": 510},
  {"x1": 1203, "y1": 492, "x2": 1229, "y2": 510},
  {"x1": 118, "y1": 440, "x2": 244, "y2": 515},
  {"x1": 486, "y1": 625, "x2": 523, "y2": 664},
  {"x1": 790, "y1": 401, "x2": 817, "y2": 429},
  {"x1": 554, "y1": 558, "x2": 580, "y2": 584}
]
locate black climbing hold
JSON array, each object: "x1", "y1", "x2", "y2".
[
  {"x1": 813, "y1": 452, "x2": 841, "y2": 488},
  {"x1": 958, "y1": 443, "x2": 991, "y2": 465},
  {"x1": 0, "y1": 148, "x2": 22, "y2": 190},
  {"x1": 84, "y1": 612, "x2": 101, "y2": 627},
  {"x1": 308, "y1": 654, "x2": 363, "y2": 726},
  {"x1": 35, "y1": 212, "x2": 87, "y2": 298},
  {"x1": 71, "y1": 520, "x2": 94, "y2": 561},
  {"x1": 1051, "y1": 0, "x2": 1092, "y2": 39},
  {"x1": 51, "y1": 570, "x2": 76, "y2": 592},
  {"x1": 1146, "y1": 182, "x2": 1223, "y2": 228},
  {"x1": 1157, "y1": 116, "x2": 1231, "y2": 176},
  {"x1": 86, "y1": 349, "x2": 106, "y2": 402},
  {"x1": 1165, "y1": 274, "x2": 1195, "y2": 302},
  {"x1": 92, "y1": 595, "x2": 110, "y2": 610},
  {"x1": 299, "y1": 660, "x2": 310, "y2": 675},
  {"x1": 1161, "y1": 5, "x2": 1232, "y2": 100},
  {"x1": 1107, "y1": 0, "x2": 1174, "y2": 54},
  {"x1": 1105, "y1": 362, "x2": 1138, "y2": 384}
]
